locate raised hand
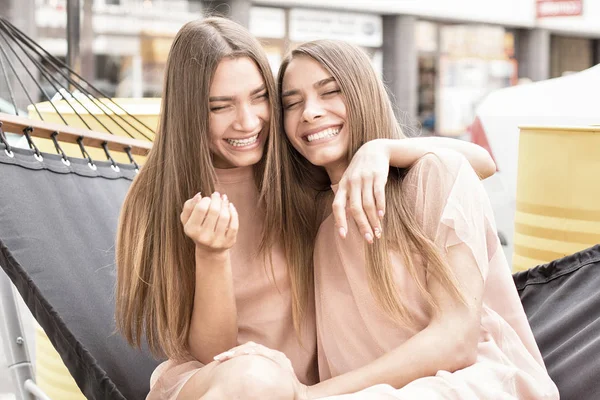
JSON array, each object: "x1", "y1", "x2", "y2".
[
  {"x1": 180, "y1": 192, "x2": 239, "y2": 254},
  {"x1": 333, "y1": 139, "x2": 389, "y2": 244}
]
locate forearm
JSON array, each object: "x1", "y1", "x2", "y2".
[
  {"x1": 188, "y1": 248, "x2": 238, "y2": 364},
  {"x1": 309, "y1": 324, "x2": 470, "y2": 398},
  {"x1": 383, "y1": 138, "x2": 496, "y2": 179}
]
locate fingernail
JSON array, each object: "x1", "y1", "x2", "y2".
[
  {"x1": 194, "y1": 192, "x2": 202, "y2": 200},
  {"x1": 378, "y1": 210, "x2": 384, "y2": 219},
  {"x1": 365, "y1": 233, "x2": 374, "y2": 243},
  {"x1": 374, "y1": 228, "x2": 381, "y2": 239},
  {"x1": 339, "y1": 227, "x2": 347, "y2": 239},
  {"x1": 222, "y1": 194, "x2": 228, "y2": 201}
]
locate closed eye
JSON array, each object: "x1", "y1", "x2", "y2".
[
  {"x1": 253, "y1": 91, "x2": 269, "y2": 102},
  {"x1": 283, "y1": 101, "x2": 302, "y2": 110},
  {"x1": 323, "y1": 89, "x2": 341, "y2": 96},
  {"x1": 210, "y1": 105, "x2": 230, "y2": 112}
]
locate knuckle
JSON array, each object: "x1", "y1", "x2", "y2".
[
  {"x1": 349, "y1": 203, "x2": 362, "y2": 214},
  {"x1": 332, "y1": 202, "x2": 344, "y2": 212},
  {"x1": 197, "y1": 233, "x2": 211, "y2": 244},
  {"x1": 362, "y1": 197, "x2": 374, "y2": 207},
  {"x1": 349, "y1": 176, "x2": 362, "y2": 185}
]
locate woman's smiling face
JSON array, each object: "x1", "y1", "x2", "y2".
[
  {"x1": 281, "y1": 55, "x2": 350, "y2": 182},
  {"x1": 208, "y1": 56, "x2": 270, "y2": 169}
]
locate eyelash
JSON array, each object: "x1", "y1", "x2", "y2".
[
  {"x1": 210, "y1": 92, "x2": 268, "y2": 112},
  {"x1": 284, "y1": 89, "x2": 340, "y2": 110}
]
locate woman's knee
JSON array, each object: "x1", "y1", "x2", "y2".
[{"x1": 210, "y1": 355, "x2": 296, "y2": 400}]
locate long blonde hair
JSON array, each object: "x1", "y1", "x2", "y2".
[
  {"x1": 115, "y1": 17, "x2": 281, "y2": 360},
  {"x1": 274, "y1": 40, "x2": 466, "y2": 327}
]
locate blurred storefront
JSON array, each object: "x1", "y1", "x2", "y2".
[
  {"x1": 6, "y1": 0, "x2": 600, "y2": 131},
  {"x1": 550, "y1": 35, "x2": 596, "y2": 77},
  {"x1": 435, "y1": 25, "x2": 517, "y2": 136},
  {"x1": 414, "y1": 22, "x2": 518, "y2": 136},
  {"x1": 249, "y1": 7, "x2": 383, "y2": 75},
  {"x1": 251, "y1": 0, "x2": 599, "y2": 135},
  {"x1": 32, "y1": 0, "x2": 200, "y2": 99}
]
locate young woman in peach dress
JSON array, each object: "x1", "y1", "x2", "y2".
[
  {"x1": 115, "y1": 18, "x2": 496, "y2": 399},
  {"x1": 217, "y1": 40, "x2": 559, "y2": 399}
]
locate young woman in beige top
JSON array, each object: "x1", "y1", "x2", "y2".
[
  {"x1": 115, "y1": 19, "x2": 495, "y2": 400},
  {"x1": 217, "y1": 40, "x2": 559, "y2": 399}
]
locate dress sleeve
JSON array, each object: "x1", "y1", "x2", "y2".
[{"x1": 402, "y1": 149, "x2": 500, "y2": 281}]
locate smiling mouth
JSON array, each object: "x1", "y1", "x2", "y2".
[
  {"x1": 305, "y1": 126, "x2": 341, "y2": 143},
  {"x1": 226, "y1": 134, "x2": 259, "y2": 147}
]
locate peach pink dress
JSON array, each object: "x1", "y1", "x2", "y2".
[
  {"x1": 314, "y1": 150, "x2": 559, "y2": 399},
  {"x1": 146, "y1": 166, "x2": 317, "y2": 399}
]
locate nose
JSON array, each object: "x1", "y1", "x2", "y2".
[
  {"x1": 302, "y1": 98, "x2": 324, "y2": 123},
  {"x1": 233, "y1": 103, "x2": 261, "y2": 132}
]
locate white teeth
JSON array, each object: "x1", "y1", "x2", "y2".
[
  {"x1": 226, "y1": 134, "x2": 258, "y2": 147},
  {"x1": 306, "y1": 127, "x2": 340, "y2": 142}
]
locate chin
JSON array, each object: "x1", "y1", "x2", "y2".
[
  {"x1": 304, "y1": 151, "x2": 343, "y2": 168},
  {"x1": 305, "y1": 157, "x2": 332, "y2": 168},
  {"x1": 233, "y1": 152, "x2": 264, "y2": 167}
]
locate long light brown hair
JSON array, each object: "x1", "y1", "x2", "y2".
[
  {"x1": 115, "y1": 17, "x2": 284, "y2": 360},
  {"x1": 273, "y1": 40, "x2": 466, "y2": 327}
]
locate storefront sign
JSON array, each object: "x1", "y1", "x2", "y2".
[
  {"x1": 289, "y1": 9, "x2": 382, "y2": 48},
  {"x1": 537, "y1": 0, "x2": 583, "y2": 18}
]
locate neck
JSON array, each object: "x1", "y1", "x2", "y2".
[{"x1": 325, "y1": 160, "x2": 349, "y2": 185}]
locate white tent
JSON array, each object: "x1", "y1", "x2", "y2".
[{"x1": 472, "y1": 64, "x2": 600, "y2": 265}]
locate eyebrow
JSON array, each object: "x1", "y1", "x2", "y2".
[
  {"x1": 315, "y1": 77, "x2": 336, "y2": 88},
  {"x1": 282, "y1": 77, "x2": 336, "y2": 98},
  {"x1": 209, "y1": 85, "x2": 266, "y2": 102}
]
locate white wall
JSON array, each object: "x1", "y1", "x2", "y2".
[{"x1": 254, "y1": 0, "x2": 536, "y2": 27}]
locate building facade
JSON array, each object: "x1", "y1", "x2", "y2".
[{"x1": 3, "y1": 0, "x2": 600, "y2": 136}]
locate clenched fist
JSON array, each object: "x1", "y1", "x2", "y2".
[{"x1": 180, "y1": 191, "x2": 239, "y2": 254}]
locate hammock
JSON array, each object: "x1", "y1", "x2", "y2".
[
  {"x1": 1, "y1": 14, "x2": 600, "y2": 400},
  {"x1": 0, "y1": 15, "x2": 157, "y2": 400}
]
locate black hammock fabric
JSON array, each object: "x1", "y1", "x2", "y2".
[
  {"x1": 0, "y1": 144, "x2": 159, "y2": 400},
  {"x1": 514, "y1": 244, "x2": 600, "y2": 400}
]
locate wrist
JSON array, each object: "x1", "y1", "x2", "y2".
[
  {"x1": 300, "y1": 384, "x2": 315, "y2": 400},
  {"x1": 305, "y1": 383, "x2": 328, "y2": 400},
  {"x1": 195, "y1": 246, "x2": 229, "y2": 263},
  {"x1": 373, "y1": 138, "x2": 392, "y2": 161}
]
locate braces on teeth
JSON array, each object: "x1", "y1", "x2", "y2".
[{"x1": 227, "y1": 135, "x2": 258, "y2": 147}]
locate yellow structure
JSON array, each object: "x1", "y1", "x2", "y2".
[
  {"x1": 35, "y1": 323, "x2": 85, "y2": 400},
  {"x1": 512, "y1": 125, "x2": 600, "y2": 272},
  {"x1": 27, "y1": 97, "x2": 159, "y2": 163}
]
